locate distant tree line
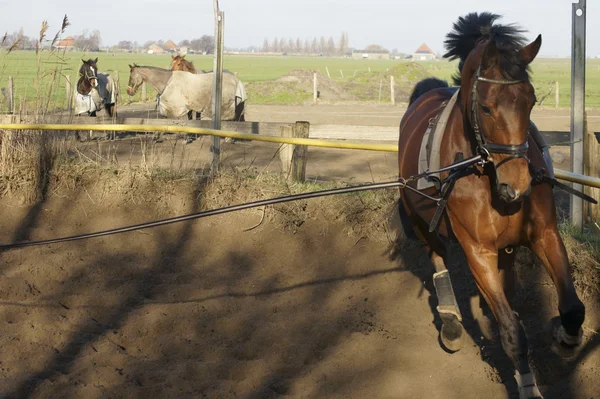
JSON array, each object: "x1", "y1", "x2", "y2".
[
  {"x1": 115, "y1": 36, "x2": 215, "y2": 53},
  {"x1": 260, "y1": 32, "x2": 349, "y2": 56},
  {"x1": 1, "y1": 28, "x2": 102, "y2": 51}
]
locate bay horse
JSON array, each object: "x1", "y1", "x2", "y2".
[
  {"x1": 170, "y1": 54, "x2": 233, "y2": 75},
  {"x1": 398, "y1": 12, "x2": 586, "y2": 398},
  {"x1": 74, "y1": 58, "x2": 118, "y2": 117}
]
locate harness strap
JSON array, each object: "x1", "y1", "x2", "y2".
[{"x1": 530, "y1": 165, "x2": 597, "y2": 204}]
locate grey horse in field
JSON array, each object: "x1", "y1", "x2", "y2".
[{"x1": 126, "y1": 64, "x2": 246, "y2": 121}]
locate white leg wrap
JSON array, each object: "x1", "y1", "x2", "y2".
[
  {"x1": 555, "y1": 325, "x2": 582, "y2": 346},
  {"x1": 514, "y1": 371, "x2": 543, "y2": 399}
]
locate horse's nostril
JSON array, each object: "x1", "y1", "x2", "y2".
[{"x1": 499, "y1": 184, "x2": 519, "y2": 202}]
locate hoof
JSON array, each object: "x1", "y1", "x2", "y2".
[
  {"x1": 546, "y1": 317, "x2": 583, "y2": 358},
  {"x1": 439, "y1": 312, "x2": 463, "y2": 352}
]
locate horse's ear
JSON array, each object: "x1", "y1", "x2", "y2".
[
  {"x1": 481, "y1": 39, "x2": 499, "y2": 70},
  {"x1": 94, "y1": 57, "x2": 98, "y2": 63},
  {"x1": 172, "y1": 54, "x2": 176, "y2": 59},
  {"x1": 181, "y1": 55, "x2": 186, "y2": 59},
  {"x1": 519, "y1": 34, "x2": 542, "y2": 65}
]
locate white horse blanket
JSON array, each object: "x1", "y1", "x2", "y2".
[
  {"x1": 74, "y1": 73, "x2": 118, "y2": 115},
  {"x1": 157, "y1": 71, "x2": 246, "y2": 120}
]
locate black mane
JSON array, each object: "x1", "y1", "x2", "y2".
[{"x1": 443, "y1": 12, "x2": 530, "y2": 85}]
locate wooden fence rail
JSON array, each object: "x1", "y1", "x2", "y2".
[{"x1": 0, "y1": 114, "x2": 579, "y2": 147}]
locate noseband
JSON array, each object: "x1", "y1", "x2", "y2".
[{"x1": 470, "y1": 66, "x2": 529, "y2": 168}]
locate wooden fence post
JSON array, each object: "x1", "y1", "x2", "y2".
[
  {"x1": 555, "y1": 81, "x2": 559, "y2": 109},
  {"x1": 313, "y1": 73, "x2": 318, "y2": 104},
  {"x1": 141, "y1": 82, "x2": 147, "y2": 102},
  {"x1": 391, "y1": 76, "x2": 395, "y2": 105},
  {"x1": 325, "y1": 66, "x2": 330, "y2": 78},
  {"x1": 584, "y1": 113, "x2": 600, "y2": 221},
  {"x1": 279, "y1": 121, "x2": 309, "y2": 182},
  {"x1": 211, "y1": 0, "x2": 225, "y2": 174},
  {"x1": 66, "y1": 75, "x2": 72, "y2": 113},
  {"x1": 280, "y1": 124, "x2": 294, "y2": 176},
  {"x1": 8, "y1": 76, "x2": 14, "y2": 114},
  {"x1": 570, "y1": 0, "x2": 586, "y2": 229}
]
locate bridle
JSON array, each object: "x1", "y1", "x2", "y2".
[
  {"x1": 81, "y1": 63, "x2": 98, "y2": 85},
  {"x1": 470, "y1": 65, "x2": 530, "y2": 169}
]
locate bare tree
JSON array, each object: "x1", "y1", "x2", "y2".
[
  {"x1": 74, "y1": 29, "x2": 101, "y2": 51},
  {"x1": 190, "y1": 35, "x2": 213, "y2": 54},
  {"x1": 304, "y1": 38, "x2": 310, "y2": 54},
  {"x1": 339, "y1": 31, "x2": 348, "y2": 56},
  {"x1": 319, "y1": 36, "x2": 326, "y2": 54},
  {"x1": 365, "y1": 44, "x2": 387, "y2": 52},
  {"x1": 311, "y1": 37, "x2": 318, "y2": 54},
  {"x1": 296, "y1": 38, "x2": 302, "y2": 54},
  {"x1": 262, "y1": 38, "x2": 270, "y2": 52},
  {"x1": 117, "y1": 40, "x2": 132, "y2": 51},
  {"x1": 327, "y1": 36, "x2": 335, "y2": 56}
]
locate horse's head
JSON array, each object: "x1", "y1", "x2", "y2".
[
  {"x1": 461, "y1": 35, "x2": 541, "y2": 203},
  {"x1": 126, "y1": 64, "x2": 143, "y2": 96},
  {"x1": 170, "y1": 55, "x2": 195, "y2": 73},
  {"x1": 170, "y1": 55, "x2": 184, "y2": 71},
  {"x1": 80, "y1": 58, "x2": 99, "y2": 88}
]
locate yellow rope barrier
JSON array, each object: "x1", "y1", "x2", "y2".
[
  {"x1": 0, "y1": 123, "x2": 398, "y2": 152},
  {"x1": 1, "y1": 123, "x2": 599, "y2": 189}
]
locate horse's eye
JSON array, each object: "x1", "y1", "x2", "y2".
[{"x1": 480, "y1": 104, "x2": 492, "y2": 116}]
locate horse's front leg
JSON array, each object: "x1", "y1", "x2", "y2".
[
  {"x1": 527, "y1": 224, "x2": 585, "y2": 351},
  {"x1": 460, "y1": 239, "x2": 542, "y2": 399}
]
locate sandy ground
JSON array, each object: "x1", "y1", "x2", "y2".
[{"x1": 0, "y1": 103, "x2": 599, "y2": 399}]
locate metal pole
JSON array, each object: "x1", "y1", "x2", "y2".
[
  {"x1": 570, "y1": 0, "x2": 586, "y2": 229},
  {"x1": 211, "y1": 0, "x2": 224, "y2": 174}
]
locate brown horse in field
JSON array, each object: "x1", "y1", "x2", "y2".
[
  {"x1": 170, "y1": 54, "x2": 199, "y2": 74},
  {"x1": 398, "y1": 12, "x2": 586, "y2": 399}
]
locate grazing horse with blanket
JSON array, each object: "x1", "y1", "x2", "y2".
[
  {"x1": 126, "y1": 64, "x2": 246, "y2": 122},
  {"x1": 74, "y1": 58, "x2": 118, "y2": 117},
  {"x1": 398, "y1": 12, "x2": 592, "y2": 399}
]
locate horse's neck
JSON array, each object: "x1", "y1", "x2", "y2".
[
  {"x1": 77, "y1": 76, "x2": 92, "y2": 95},
  {"x1": 140, "y1": 67, "x2": 172, "y2": 94},
  {"x1": 185, "y1": 62, "x2": 195, "y2": 73}
]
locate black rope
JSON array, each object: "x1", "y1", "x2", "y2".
[
  {"x1": 0, "y1": 180, "x2": 406, "y2": 250},
  {"x1": 0, "y1": 154, "x2": 485, "y2": 251}
]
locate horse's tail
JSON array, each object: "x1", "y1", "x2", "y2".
[
  {"x1": 443, "y1": 12, "x2": 527, "y2": 84},
  {"x1": 408, "y1": 77, "x2": 449, "y2": 106},
  {"x1": 234, "y1": 79, "x2": 247, "y2": 121}
]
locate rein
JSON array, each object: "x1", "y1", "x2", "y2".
[
  {"x1": 0, "y1": 156, "x2": 483, "y2": 250},
  {"x1": 470, "y1": 65, "x2": 529, "y2": 166}
]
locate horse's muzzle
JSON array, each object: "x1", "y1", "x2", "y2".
[
  {"x1": 497, "y1": 183, "x2": 531, "y2": 203},
  {"x1": 90, "y1": 78, "x2": 98, "y2": 88},
  {"x1": 126, "y1": 87, "x2": 135, "y2": 96}
]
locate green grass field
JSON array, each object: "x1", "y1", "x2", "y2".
[{"x1": 1, "y1": 49, "x2": 600, "y2": 110}]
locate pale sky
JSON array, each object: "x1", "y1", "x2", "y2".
[{"x1": 1, "y1": 0, "x2": 598, "y2": 57}]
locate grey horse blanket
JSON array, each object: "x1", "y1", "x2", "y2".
[
  {"x1": 74, "y1": 73, "x2": 118, "y2": 115},
  {"x1": 157, "y1": 71, "x2": 246, "y2": 120}
]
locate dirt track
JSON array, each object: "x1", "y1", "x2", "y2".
[{"x1": 0, "y1": 103, "x2": 599, "y2": 398}]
